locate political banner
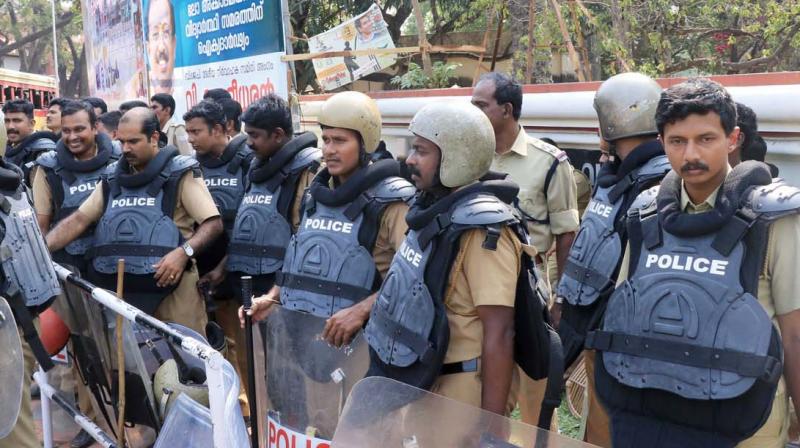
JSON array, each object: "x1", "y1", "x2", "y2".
[
  {"x1": 81, "y1": 0, "x2": 150, "y2": 108},
  {"x1": 307, "y1": 4, "x2": 397, "y2": 91},
  {"x1": 142, "y1": 0, "x2": 289, "y2": 117}
]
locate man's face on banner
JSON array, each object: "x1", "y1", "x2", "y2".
[
  {"x1": 357, "y1": 16, "x2": 374, "y2": 39},
  {"x1": 147, "y1": 0, "x2": 176, "y2": 94}
]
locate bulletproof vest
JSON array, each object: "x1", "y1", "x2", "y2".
[
  {"x1": 365, "y1": 180, "x2": 521, "y2": 390},
  {"x1": 0, "y1": 164, "x2": 61, "y2": 307},
  {"x1": 279, "y1": 160, "x2": 415, "y2": 319},
  {"x1": 589, "y1": 164, "x2": 795, "y2": 439},
  {"x1": 4, "y1": 131, "x2": 58, "y2": 184},
  {"x1": 88, "y1": 147, "x2": 197, "y2": 313},
  {"x1": 559, "y1": 155, "x2": 670, "y2": 306},
  {"x1": 197, "y1": 135, "x2": 252, "y2": 233},
  {"x1": 226, "y1": 133, "x2": 321, "y2": 276},
  {"x1": 36, "y1": 133, "x2": 122, "y2": 260}
]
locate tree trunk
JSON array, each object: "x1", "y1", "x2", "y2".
[
  {"x1": 506, "y1": 0, "x2": 528, "y2": 81},
  {"x1": 525, "y1": 0, "x2": 536, "y2": 83},
  {"x1": 609, "y1": 0, "x2": 632, "y2": 70},
  {"x1": 549, "y1": 0, "x2": 584, "y2": 81},
  {"x1": 411, "y1": 0, "x2": 433, "y2": 77}
]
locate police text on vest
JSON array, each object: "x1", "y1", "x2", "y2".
[
  {"x1": 645, "y1": 254, "x2": 728, "y2": 276},
  {"x1": 111, "y1": 197, "x2": 156, "y2": 208},
  {"x1": 587, "y1": 200, "x2": 613, "y2": 218},
  {"x1": 242, "y1": 194, "x2": 272, "y2": 205},
  {"x1": 304, "y1": 218, "x2": 353, "y2": 234},
  {"x1": 69, "y1": 182, "x2": 98, "y2": 195},
  {"x1": 399, "y1": 241, "x2": 422, "y2": 268},
  {"x1": 205, "y1": 178, "x2": 237, "y2": 187}
]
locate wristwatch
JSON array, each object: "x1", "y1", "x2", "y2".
[{"x1": 182, "y1": 241, "x2": 195, "y2": 257}]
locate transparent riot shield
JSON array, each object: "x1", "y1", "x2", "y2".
[
  {"x1": 253, "y1": 307, "x2": 370, "y2": 447},
  {"x1": 0, "y1": 296, "x2": 22, "y2": 438},
  {"x1": 332, "y1": 377, "x2": 594, "y2": 448}
]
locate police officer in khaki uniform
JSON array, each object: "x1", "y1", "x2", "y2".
[
  {"x1": 472, "y1": 72, "x2": 579, "y2": 426},
  {"x1": 590, "y1": 79, "x2": 800, "y2": 448},
  {"x1": 151, "y1": 93, "x2": 193, "y2": 155},
  {"x1": 45, "y1": 107, "x2": 222, "y2": 335}
]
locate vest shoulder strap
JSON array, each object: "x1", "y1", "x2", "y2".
[
  {"x1": 368, "y1": 176, "x2": 415, "y2": 203},
  {"x1": 628, "y1": 185, "x2": 660, "y2": 217},
  {"x1": 636, "y1": 154, "x2": 672, "y2": 180},
  {"x1": 169, "y1": 154, "x2": 200, "y2": 177},
  {"x1": 747, "y1": 181, "x2": 800, "y2": 220},
  {"x1": 287, "y1": 146, "x2": 322, "y2": 173},
  {"x1": 35, "y1": 150, "x2": 57, "y2": 169},
  {"x1": 451, "y1": 194, "x2": 518, "y2": 227}
]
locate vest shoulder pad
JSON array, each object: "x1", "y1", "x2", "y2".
[
  {"x1": 628, "y1": 185, "x2": 660, "y2": 215},
  {"x1": 35, "y1": 150, "x2": 57, "y2": 169},
  {"x1": 111, "y1": 140, "x2": 123, "y2": 160},
  {"x1": 288, "y1": 146, "x2": 322, "y2": 173},
  {"x1": 369, "y1": 176, "x2": 415, "y2": 203},
  {"x1": 169, "y1": 154, "x2": 200, "y2": 175},
  {"x1": 451, "y1": 194, "x2": 517, "y2": 226},
  {"x1": 103, "y1": 161, "x2": 119, "y2": 178},
  {"x1": 636, "y1": 155, "x2": 672, "y2": 179},
  {"x1": 748, "y1": 181, "x2": 800, "y2": 217},
  {"x1": 30, "y1": 138, "x2": 57, "y2": 151}
]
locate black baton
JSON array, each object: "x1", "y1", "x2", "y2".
[{"x1": 241, "y1": 276, "x2": 259, "y2": 448}]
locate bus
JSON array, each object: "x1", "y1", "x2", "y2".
[{"x1": 0, "y1": 68, "x2": 59, "y2": 136}]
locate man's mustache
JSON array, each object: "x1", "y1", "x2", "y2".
[
  {"x1": 407, "y1": 166, "x2": 421, "y2": 178},
  {"x1": 681, "y1": 161, "x2": 709, "y2": 173}
]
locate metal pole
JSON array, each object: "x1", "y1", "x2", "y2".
[
  {"x1": 241, "y1": 276, "x2": 258, "y2": 448},
  {"x1": 49, "y1": 0, "x2": 60, "y2": 94},
  {"x1": 39, "y1": 367, "x2": 54, "y2": 448}
]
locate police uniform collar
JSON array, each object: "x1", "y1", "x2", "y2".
[
  {"x1": 6, "y1": 130, "x2": 59, "y2": 158},
  {"x1": 116, "y1": 145, "x2": 178, "y2": 188},
  {"x1": 507, "y1": 126, "x2": 528, "y2": 157},
  {"x1": 596, "y1": 140, "x2": 664, "y2": 189},
  {"x1": 658, "y1": 161, "x2": 771, "y2": 237},
  {"x1": 309, "y1": 159, "x2": 399, "y2": 207},
  {"x1": 196, "y1": 135, "x2": 244, "y2": 168},
  {"x1": 55, "y1": 132, "x2": 114, "y2": 173},
  {"x1": 248, "y1": 132, "x2": 317, "y2": 184},
  {"x1": 406, "y1": 179, "x2": 518, "y2": 231}
]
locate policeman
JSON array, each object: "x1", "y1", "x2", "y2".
[
  {"x1": 0, "y1": 159, "x2": 62, "y2": 448},
  {"x1": 151, "y1": 93, "x2": 192, "y2": 155},
  {"x1": 244, "y1": 91, "x2": 413, "y2": 347},
  {"x1": 183, "y1": 99, "x2": 253, "y2": 416},
  {"x1": 587, "y1": 78, "x2": 800, "y2": 447},
  {"x1": 555, "y1": 72, "x2": 670, "y2": 447},
  {"x1": 363, "y1": 102, "x2": 528, "y2": 416},
  {"x1": 472, "y1": 72, "x2": 579, "y2": 425},
  {"x1": 218, "y1": 97, "x2": 244, "y2": 139},
  {"x1": 730, "y1": 102, "x2": 778, "y2": 177},
  {"x1": 3, "y1": 99, "x2": 58, "y2": 185},
  {"x1": 226, "y1": 94, "x2": 321, "y2": 306},
  {"x1": 45, "y1": 107, "x2": 223, "y2": 335},
  {"x1": 46, "y1": 97, "x2": 68, "y2": 136}
]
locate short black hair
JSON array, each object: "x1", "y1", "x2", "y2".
[
  {"x1": 83, "y1": 96, "x2": 108, "y2": 114},
  {"x1": 150, "y1": 93, "x2": 176, "y2": 117},
  {"x1": 655, "y1": 78, "x2": 737, "y2": 136},
  {"x1": 203, "y1": 88, "x2": 232, "y2": 102},
  {"x1": 478, "y1": 72, "x2": 523, "y2": 120},
  {"x1": 219, "y1": 98, "x2": 243, "y2": 132},
  {"x1": 121, "y1": 107, "x2": 161, "y2": 137},
  {"x1": 120, "y1": 100, "x2": 150, "y2": 113},
  {"x1": 743, "y1": 134, "x2": 768, "y2": 163},
  {"x1": 98, "y1": 110, "x2": 122, "y2": 132},
  {"x1": 62, "y1": 99, "x2": 97, "y2": 127},
  {"x1": 183, "y1": 100, "x2": 226, "y2": 131},
  {"x1": 2, "y1": 99, "x2": 34, "y2": 119},
  {"x1": 48, "y1": 97, "x2": 69, "y2": 110},
  {"x1": 735, "y1": 102, "x2": 758, "y2": 152},
  {"x1": 241, "y1": 94, "x2": 293, "y2": 136}
]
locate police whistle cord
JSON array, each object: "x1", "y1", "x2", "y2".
[
  {"x1": 241, "y1": 275, "x2": 259, "y2": 448},
  {"x1": 53, "y1": 262, "x2": 230, "y2": 448},
  {"x1": 34, "y1": 369, "x2": 118, "y2": 448},
  {"x1": 115, "y1": 259, "x2": 126, "y2": 448}
]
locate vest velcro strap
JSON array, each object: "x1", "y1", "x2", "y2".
[
  {"x1": 227, "y1": 242, "x2": 286, "y2": 260},
  {"x1": 482, "y1": 224, "x2": 501, "y2": 250},
  {"x1": 343, "y1": 192, "x2": 373, "y2": 221},
  {"x1": 146, "y1": 169, "x2": 171, "y2": 197},
  {"x1": 586, "y1": 330, "x2": 782, "y2": 382},
  {"x1": 563, "y1": 259, "x2": 612, "y2": 293},
  {"x1": 276, "y1": 272, "x2": 372, "y2": 301},
  {"x1": 227, "y1": 151, "x2": 246, "y2": 174},
  {"x1": 418, "y1": 213, "x2": 452, "y2": 250},
  {"x1": 440, "y1": 357, "x2": 479, "y2": 375},
  {"x1": 641, "y1": 214, "x2": 662, "y2": 250},
  {"x1": 711, "y1": 208, "x2": 759, "y2": 256},
  {"x1": 371, "y1": 306, "x2": 437, "y2": 365},
  {"x1": 607, "y1": 173, "x2": 635, "y2": 203},
  {"x1": 90, "y1": 244, "x2": 174, "y2": 258},
  {"x1": 265, "y1": 169, "x2": 289, "y2": 193}
]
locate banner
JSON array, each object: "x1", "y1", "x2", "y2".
[
  {"x1": 143, "y1": 0, "x2": 289, "y2": 118},
  {"x1": 308, "y1": 4, "x2": 397, "y2": 91},
  {"x1": 81, "y1": 0, "x2": 149, "y2": 108}
]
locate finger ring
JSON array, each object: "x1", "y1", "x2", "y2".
[{"x1": 169, "y1": 275, "x2": 175, "y2": 280}]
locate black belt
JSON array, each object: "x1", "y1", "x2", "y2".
[{"x1": 440, "y1": 357, "x2": 479, "y2": 376}]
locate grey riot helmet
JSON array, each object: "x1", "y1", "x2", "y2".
[
  {"x1": 594, "y1": 72, "x2": 661, "y2": 142},
  {"x1": 408, "y1": 102, "x2": 495, "y2": 188}
]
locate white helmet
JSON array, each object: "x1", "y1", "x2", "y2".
[
  {"x1": 318, "y1": 91, "x2": 382, "y2": 153},
  {"x1": 409, "y1": 102, "x2": 496, "y2": 188}
]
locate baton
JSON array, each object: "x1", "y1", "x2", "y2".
[
  {"x1": 115, "y1": 259, "x2": 126, "y2": 448},
  {"x1": 241, "y1": 276, "x2": 259, "y2": 448}
]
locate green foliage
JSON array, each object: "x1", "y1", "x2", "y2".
[{"x1": 390, "y1": 61, "x2": 460, "y2": 89}]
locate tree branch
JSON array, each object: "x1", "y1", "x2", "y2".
[{"x1": 0, "y1": 12, "x2": 75, "y2": 57}]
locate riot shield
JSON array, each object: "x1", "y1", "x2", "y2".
[
  {"x1": 0, "y1": 296, "x2": 22, "y2": 438},
  {"x1": 254, "y1": 307, "x2": 370, "y2": 447},
  {"x1": 332, "y1": 377, "x2": 594, "y2": 448}
]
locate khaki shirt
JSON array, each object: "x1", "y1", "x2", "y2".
[
  {"x1": 574, "y1": 168, "x2": 592, "y2": 218},
  {"x1": 443, "y1": 226, "x2": 524, "y2": 363},
  {"x1": 617, "y1": 178, "x2": 800, "y2": 395},
  {"x1": 31, "y1": 168, "x2": 54, "y2": 216},
  {"x1": 164, "y1": 121, "x2": 192, "y2": 156},
  {"x1": 491, "y1": 127, "x2": 579, "y2": 253},
  {"x1": 78, "y1": 171, "x2": 219, "y2": 239}
]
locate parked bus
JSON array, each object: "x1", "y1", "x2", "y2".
[{"x1": 0, "y1": 68, "x2": 59, "y2": 136}]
